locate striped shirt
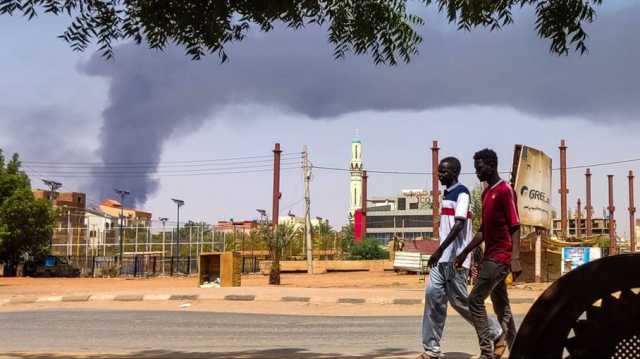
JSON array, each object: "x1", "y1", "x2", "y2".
[{"x1": 438, "y1": 182, "x2": 473, "y2": 268}]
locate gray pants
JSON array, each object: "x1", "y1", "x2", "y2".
[
  {"x1": 468, "y1": 260, "x2": 517, "y2": 358},
  {"x1": 422, "y1": 262, "x2": 502, "y2": 357}
]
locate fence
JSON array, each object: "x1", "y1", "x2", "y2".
[{"x1": 50, "y1": 224, "x2": 321, "y2": 276}]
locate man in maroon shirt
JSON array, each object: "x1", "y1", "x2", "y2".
[{"x1": 455, "y1": 149, "x2": 521, "y2": 359}]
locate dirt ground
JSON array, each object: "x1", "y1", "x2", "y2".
[{"x1": 0, "y1": 271, "x2": 550, "y2": 297}]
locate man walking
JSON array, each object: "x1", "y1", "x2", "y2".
[
  {"x1": 418, "y1": 157, "x2": 502, "y2": 359},
  {"x1": 455, "y1": 149, "x2": 521, "y2": 359}
]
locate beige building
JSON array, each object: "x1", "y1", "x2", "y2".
[
  {"x1": 32, "y1": 189, "x2": 86, "y2": 230},
  {"x1": 99, "y1": 199, "x2": 152, "y2": 226}
]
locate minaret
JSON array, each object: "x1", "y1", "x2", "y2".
[{"x1": 349, "y1": 134, "x2": 363, "y2": 218}]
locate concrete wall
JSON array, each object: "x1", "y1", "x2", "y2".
[{"x1": 260, "y1": 260, "x2": 393, "y2": 275}]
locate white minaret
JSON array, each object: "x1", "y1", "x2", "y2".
[{"x1": 349, "y1": 133, "x2": 363, "y2": 218}]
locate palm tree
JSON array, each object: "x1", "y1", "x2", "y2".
[{"x1": 264, "y1": 222, "x2": 302, "y2": 285}]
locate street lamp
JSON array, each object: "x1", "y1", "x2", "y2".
[
  {"x1": 171, "y1": 198, "x2": 184, "y2": 275},
  {"x1": 159, "y1": 217, "x2": 168, "y2": 272},
  {"x1": 114, "y1": 188, "x2": 130, "y2": 274},
  {"x1": 42, "y1": 179, "x2": 62, "y2": 201},
  {"x1": 42, "y1": 179, "x2": 62, "y2": 249}
]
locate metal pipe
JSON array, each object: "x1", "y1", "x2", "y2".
[
  {"x1": 559, "y1": 140, "x2": 568, "y2": 239},
  {"x1": 586, "y1": 169, "x2": 593, "y2": 238},
  {"x1": 629, "y1": 170, "x2": 636, "y2": 252},
  {"x1": 608, "y1": 175, "x2": 616, "y2": 255},
  {"x1": 272, "y1": 143, "x2": 281, "y2": 235},
  {"x1": 576, "y1": 198, "x2": 582, "y2": 239}
]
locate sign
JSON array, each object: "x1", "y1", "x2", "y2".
[
  {"x1": 561, "y1": 247, "x2": 602, "y2": 274},
  {"x1": 512, "y1": 145, "x2": 553, "y2": 229}
]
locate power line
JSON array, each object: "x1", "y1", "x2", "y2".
[
  {"x1": 30, "y1": 160, "x2": 303, "y2": 175},
  {"x1": 43, "y1": 166, "x2": 301, "y2": 178},
  {"x1": 24, "y1": 155, "x2": 304, "y2": 170},
  {"x1": 313, "y1": 156, "x2": 640, "y2": 176},
  {"x1": 23, "y1": 152, "x2": 303, "y2": 167}
]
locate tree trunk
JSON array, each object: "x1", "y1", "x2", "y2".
[{"x1": 269, "y1": 248, "x2": 281, "y2": 285}]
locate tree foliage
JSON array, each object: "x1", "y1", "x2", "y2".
[
  {"x1": 470, "y1": 184, "x2": 483, "y2": 234},
  {"x1": 0, "y1": 0, "x2": 603, "y2": 64},
  {"x1": 258, "y1": 221, "x2": 302, "y2": 285},
  {"x1": 347, "y1": 237, "x2": 389, "y2": 260},
  {"x1": 0, "y1": 149, "x2": 56, "y2": 274}
]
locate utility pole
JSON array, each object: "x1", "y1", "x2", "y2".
[
  {"x1": 559, "y1": 140, "x2": 568, "y2": 239},
  {"x1": 270, "y1": 143, "x2": 282, "y2": 285},
  {"x1": 114, "y1": 189, "x2": 130, "y2": 275},
  {"x1": 303, "y1": 145, "x2": 313, "y2": 273},
  {"x1": 607, "y1": 175, "x2": 616, "y2": 256},
  {"x1": 629, "y1": 170, "x2": 636, "y2": 253},
  {"x1": 172, "y1": 198, "x2": 184, "y2": 275},
  {"x1": 272, "y1": 143, "x2": 282, "y2": 234},
  {"x1": 361, "y1": 170, "x2": 368, "y2": 240},
  {"x1": 159, "y1": 217, "x2": 168, "y2": 274},
  {"x1": 431, "y1": 141, "x2": 440, "y2": 240},
  {"x1": 586, "y1": 169, "x2": 593, "y2": 238}
]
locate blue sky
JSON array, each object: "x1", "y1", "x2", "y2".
[{"x1": 1, "y1": 3, "x2": 639, "y2": 235}]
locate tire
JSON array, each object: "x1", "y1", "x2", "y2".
[{"x1": 510, "y1": 253, "x2": 640, "y2": 359}]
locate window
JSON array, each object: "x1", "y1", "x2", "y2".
[
  {"x1": 397, "y1": 198, "x2": 406, "y2": 210},
  {"x1": 409, "y1": 202, "x2": 419, "y2": 209},
  {"x1": 367, "y1": 215, "x2": 433, "y2": 229},
  {"x1": 354, "y1": 188, "x2": 357, "y2": 206}
]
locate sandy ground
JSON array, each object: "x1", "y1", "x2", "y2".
[{"x1": 0, "y1": 271, "x2": 550, "y2": 297}]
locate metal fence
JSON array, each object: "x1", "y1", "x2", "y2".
[{"x1": 49, "y1": 224, "x2": 337, "y2": 276}]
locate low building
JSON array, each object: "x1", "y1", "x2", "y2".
[
  {"x1": 32, "y1": 189, "x2": 86, "y2": 230},
  {"x1": 84, "y1": 208, "x2": 118, "y2": 248},
  {"x1": 99, "y1": 199, "x2": 152, "y2": 227},
  {"x1": 214, "y1": 220, "x2": 258, "y2": 234},
  {"x1": 366, "y1": 190, "x2": 434, "y2": 243},
  {"x1": 551, "y1": 217, "x2": 611, "y2": 239}
]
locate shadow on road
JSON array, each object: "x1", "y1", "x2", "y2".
[{"x1": 1, "y1": 349, "x2": 473, "y2": 359}]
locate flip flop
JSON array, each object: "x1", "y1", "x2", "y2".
[{"x1": 494, "y1": 333, "x2": 508, "y2": 358}]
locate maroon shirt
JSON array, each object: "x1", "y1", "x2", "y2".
[{"x1": 480, "y1": 180, "x2": 520, "y2": 265}]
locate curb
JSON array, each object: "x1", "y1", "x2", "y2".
[{"x1": 0, "y1": 293, "x2": 535, "y2": 306}]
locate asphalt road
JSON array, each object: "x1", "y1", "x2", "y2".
[{"x1": 0, "y1": 310, "x2": 522, "y2": 358}]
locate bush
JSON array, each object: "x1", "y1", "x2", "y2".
[{"x1": 347, "y1": 238, "x2": 389, "y2": 260}]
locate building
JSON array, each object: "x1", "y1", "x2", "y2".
[
  {"x1": 99, "y1": 199, "x2": 152, "y2": 226},
  {"x1": 214, "y1": 220, "x2": 258, "y2": 235},
  {"x1": 366, "y1": 190, "x2": 434, "y2": 243},
  {"x1": 551, "y1": 217, "x2": 611, "y2": 239},
  {"x1": 32, "y1": 189, "x2": 87, "y2": 230},
  {"x1": 84, "y1": 208, "x2": 118, "y2": 248},
  {"x1": 349, "y1": 135, "x2": 363, "y2": 217}
]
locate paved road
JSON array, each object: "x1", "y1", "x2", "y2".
[{"x1": 0, "y1": 310, "x2": 522, "y2": 358}]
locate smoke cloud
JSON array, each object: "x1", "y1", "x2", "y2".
[{"x1": 81, "y1": 5, "x2": 640, "y2": 206}]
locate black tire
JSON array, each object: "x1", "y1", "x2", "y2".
[{"x1": 510, "y1": 253, "x2": 640, "y2": 359}]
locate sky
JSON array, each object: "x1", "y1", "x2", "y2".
[{"x1": 1, "y1": 2, "x2": 639, "y2": 235}]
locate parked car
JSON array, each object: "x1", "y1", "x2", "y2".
[{"x1": 24, "y1": 255, "x2": 81, "y2": 277}]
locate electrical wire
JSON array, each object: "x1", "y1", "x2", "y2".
[
  {"x1": 23, "y1": 152, "x2": 303, "y2": 167},
  {"x1": 313, "y1": 156, "x2": 640, "y2": 176}
]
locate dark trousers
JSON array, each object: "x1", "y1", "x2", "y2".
[{"x1": 468, "y1": 260, "x2": 517, "y2": 358}]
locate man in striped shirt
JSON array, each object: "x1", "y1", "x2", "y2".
[{"x1": 418, "y1": 157, "x2": 502, "y2": 359}]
